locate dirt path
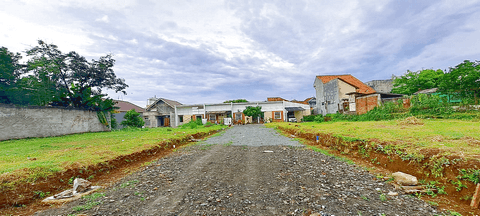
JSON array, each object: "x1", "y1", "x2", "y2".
[{"x1": 35, "y1": 125, "x2": 439, "y2": 215}]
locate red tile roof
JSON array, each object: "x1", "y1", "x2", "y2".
[
  {"x1": 316, "y1": 75, "x2": 376, "y2": 94},
  {"x1": 113, "y1": 100, "x2": 145, "y2": 113},
  {"x1": 267, "y1": 97, "x2": 288, "y2": 102}
]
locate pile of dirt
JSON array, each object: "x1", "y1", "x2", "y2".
[{"x1": 399, "y1": 116, "x2": 424, "y2": 125}]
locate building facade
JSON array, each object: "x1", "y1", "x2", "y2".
[
  {"x1": 314, "y1": 75, "x2": 376, "y2": 115},
  {"x1": 174, "y1": 101, "x2": 310, "y2": 127}
]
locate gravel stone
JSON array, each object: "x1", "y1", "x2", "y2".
[{"x1": 36, "y1": 124, "x2": 439, "y2": 216}]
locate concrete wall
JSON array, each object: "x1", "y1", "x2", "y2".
[
  {"x1": 324, "y1": 80, "x2": 340, "y2": 114},
  {"x1": 0, "y1": 104, "x2": 110, "y2": 141},
  {"x1": 366, "y1": 79, "x2": 393, "y2": 93},
  {"x1": 314, "y1": 78, "x2": 325, "y2": 115}
]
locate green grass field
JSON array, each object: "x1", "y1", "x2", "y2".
[
  {"x1": 0, "y1": 125, "x2": 226, "y2": 178},
  {"x1": 268, "y1": 119, "x2": 480, "y2": 157}
]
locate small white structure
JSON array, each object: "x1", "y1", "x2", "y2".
[{"x1": 174, "y1": 101, "x2": 310, "y2": 127}]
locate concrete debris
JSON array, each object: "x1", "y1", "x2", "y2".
[
  {"x1": 73, "y1": 178, "x2": 91, "y2": 194},
  {"x1": 42, "y1": 178, "x2": 101, "y2": 203},
  {"x1": 392, "y1": 172, "x2": 418, "y2": 186}
]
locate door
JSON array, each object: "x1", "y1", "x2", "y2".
[{"x1": 165, "y1": 117, "x2": 170, "y2": 127}]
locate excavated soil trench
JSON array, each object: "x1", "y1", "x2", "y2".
[
  {"x1": 0, "y1": 129, "x2": 223, "y2": 215},
  {"x1": 278, "y1": 125, "x2": 480, "y2": 215}
]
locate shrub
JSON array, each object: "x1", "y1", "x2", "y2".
[
  {"x1": 314, "y1": 115, "x2": 324, "y2": 123},
  {"x1": 301, "y1": 115, "x2": 316, "y2": 122},
  {"x1": 120, "y1": 109, "x2": 145, "y2": 128}
]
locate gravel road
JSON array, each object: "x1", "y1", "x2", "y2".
[{"x1": 36, "y1": 124, "x2": 439, "y2": 215}]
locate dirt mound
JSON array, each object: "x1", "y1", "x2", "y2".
[{"x1": 399, "y1": 116, "x2": 424, "y2": 125}]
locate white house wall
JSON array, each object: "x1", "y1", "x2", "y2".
[{"x1": 174, "y1": 101, "x2": 309, "y2": 127}]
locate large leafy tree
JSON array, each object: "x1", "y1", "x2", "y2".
[
  {"x1": 22, "y1": 40, "x2": 128, "y2": 111},
  {"x1": 440, "y1": 60, "x2": 480, "y2": 103},
  {"x1": 391, "y1": 69, "x2": 444, "y2": 95},
  {"x1": 0, "y1": 47, "x2": 27, "y2": 104},
  {"x1": 243, "y1": 106, "x2": 263, "y2": 119}
]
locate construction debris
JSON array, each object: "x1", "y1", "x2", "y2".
[{"x1": 42, "y1": 178, "x2": 102, "y2": 204}]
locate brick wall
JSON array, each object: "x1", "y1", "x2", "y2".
[{"x1": 356, "y1": 94, "x2": 379, "y2": 115}]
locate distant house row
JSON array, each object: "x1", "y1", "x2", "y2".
[
  {"x1": 142, "y1": 97, "x2": 310, "y2": 128},
  {"x1": 114, "y1": 74, "x2": 399, "y2": 128}
]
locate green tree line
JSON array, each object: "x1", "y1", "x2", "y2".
[
  {"x1": 392, "y1": 60, "x2": 480, "y2": 103},
  {"x1": 0, "y1": 40, "x2": 128, "y2": 112}
]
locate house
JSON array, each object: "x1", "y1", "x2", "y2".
[
  {"x1": 365, "y1": 78, "x2": 394, "y2": 93},
  {"x1": 143, "y1": 97, "x2": 182, "y2": 128},
  {"x1": 314, "y1": 75, "x2": 376, "y2": 115},
  {"x1": 112, "y1": 100, "x2": 145, "y2": 129},
  {"x1": 175, "y1": 100, "x2": 310, "y2": 126}
]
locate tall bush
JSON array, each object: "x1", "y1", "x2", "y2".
[{"x1": 121, "y1": 109, "x2": 144, "y2": 128}]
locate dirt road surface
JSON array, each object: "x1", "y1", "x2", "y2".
[{"x1": 36, "y1": 125, "x2": 439, "y2": 215}]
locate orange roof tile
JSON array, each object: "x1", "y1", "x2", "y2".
[
  {"x1": 267, "y1": 97, "x2": 288, "y2": 102},
  {"x1": 113, "y1": 100, "x2": 145, "y2": 113},
  {"x1": 316, "y1": 75, "x2": 376, "y2": 94}
]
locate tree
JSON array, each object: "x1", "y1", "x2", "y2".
[
  {"x1": 23, "y1": 40, "x2": 128, "y2": 110},
  {"x1": 223, "y1": 99, "x2": 248, "y2": 103},
  {"x1": 440, "y1": 60, "x2": 480, "y2": 103},
  {"x1": 391, "y1": 69, "x2": 444, "y2": 95},
  {"x1": 243, "y1": 106, "x2": 263, "y2": 120},
  {"x1": 0, "y1": 47, "x2": 26, "y2": 104},
  {"x1": 121, "y1": 109, "x2": 145, "y2": 128}
]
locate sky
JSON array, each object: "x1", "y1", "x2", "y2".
[{"x1": 2, "y1": 0, "x2": 480, "y2": 107}]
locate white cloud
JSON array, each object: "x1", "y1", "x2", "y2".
[
  {"x1": 2, "y1": 0, "x2": 480, "y2": 105},
  {"x1": 95, "y1": 15, "x2": 109, "y2": 23}
]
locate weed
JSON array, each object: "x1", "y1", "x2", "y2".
[
  {"x1": 87, "y1": 175, "x2": 94, "y2": 180},
  {"x1": 427, "y1": 201, "x2": 439, "y2": 206},
  {"x1": 72, "y1": 201, "x2": 102, "y2": 211},
  {"x1": 120, "y1": 180, "x2": 139, "y2": 188},
  {"x1": 460, "y1": 195, "x2": 472, "y2": 201},
  {"x1": 223, "y1": 141, "x2": 233, "y2": 147},
  {"x1": 451, "y1": 180, "x2": 468, "y2": 192},
  {"x1": 379, "y1": 193, "x2": 387, "y2": 202},
  {"x1": 361, "y1": 195, "x2": 369, "y2": 201},
  {"x1": 33, "y1": 191, "x2": 50, "y2": 198},
  {"x1": 428, "y1": 156, "x2": 450, "y2": 178},
  {"x1": 72, "y1": 192, "x2": 105, "y2": 211},
  {"x1": 457, "y1": 168, "x2": 480, "y2": 184},
  {"x1": 83, "y1": 192, "x2": 105, "y2": 201},
  {"x1": 358, "y1": 145, "x2": 369, "y2": 158}
]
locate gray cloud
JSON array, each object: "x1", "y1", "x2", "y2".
[{"x1": 2, "y1": 0, "x2": 480, "y2": 107}]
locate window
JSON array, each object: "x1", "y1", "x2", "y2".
[
  {"x1": 179, "y1": 115, "x2": 183, "y2": 123},
  {"x1": 144, "y1": 117, "x2": 150, "y2": 126},
  {"x1": 209, "y1": 114, "x2": 216, "y2": 121},
  {"x1": 274, "y1": 111, "x2": 281, "y2": 120}
]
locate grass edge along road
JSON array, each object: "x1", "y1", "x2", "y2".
[
  {"x1": 0, "y1": 125, "x2": 226, "y2": 212},
  {"x1": 266, "y1": 119, "x2": 480, "y2": 216}
]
